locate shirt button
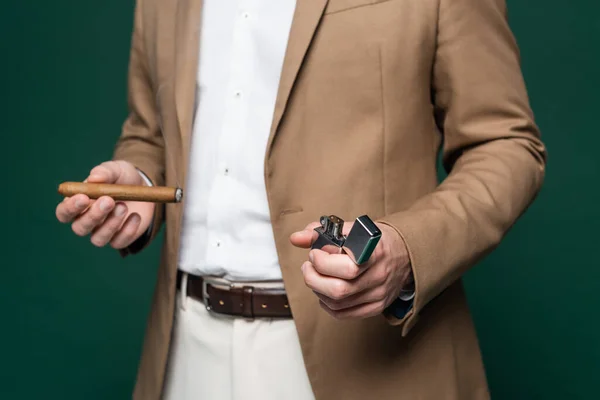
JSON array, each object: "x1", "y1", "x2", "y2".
[
  {"x1": 224, "y1": 168, "x2": 229, "y2": 175},
  {"x1": 234, "y1": 91, "x2": 241, "y2": 98},
  {"x1": 216, "y1": 241, "x2": 221, "y2": 247},
  {"x1": 243, "y1": 12, "x2": 249, "y2": 19}
]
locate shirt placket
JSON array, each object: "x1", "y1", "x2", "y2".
[{"x1": 205, "y1": 0, "x2": 254, "y2": 270}]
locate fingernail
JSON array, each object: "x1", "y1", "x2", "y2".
[
  {"x1": 130, "y1": 214, "x2": 141, "y2": 224},
  {"x1": 308, "y1": 251, "x2": 314, "y2": 263},
  {"x1": 301, "y1": 262, "x2": 307, "y2": 272},
  {"x1": 114, "y1": 204, "x2": 126, "y2": 216},
  {"x1": 75, "y1": 199, "x2": 85, "y2": 208},
  {"x1": 99, "y1": 199, "x2": 111, "y2": 211}
]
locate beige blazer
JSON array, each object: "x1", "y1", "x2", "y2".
[{"x1": 113, "y1": 0, "x2": 547, "y2": 398}]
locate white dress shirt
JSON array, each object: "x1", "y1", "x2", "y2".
[
  {"x1": 177, "y1": 0, "x2": 297, "y2": 281},
  {"x1": 139, "y1": 0, "x2": 415, "y2": 304}
]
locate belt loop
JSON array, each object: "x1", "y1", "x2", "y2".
[
  {"x1": 179, "y1": 272, "x2": 188, "y2": 311},
  {"x1": 242, "y1": 286, "x2": 254, "y2": 319}
]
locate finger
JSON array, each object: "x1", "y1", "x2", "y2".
[
  {"x1": 309, "y1": 249, "x2": 367, "y2": 279},
  {"x1": 319, "y1": 257, "x2": 388, "y2": 301},
  {"x1": 318, "y1": 243, "x2": 346, "y2": 255},
  {"x1": 109, "y1": 213, "x2": 142, "y2": 249},
  {"x1": 87, "y1": 161, "x2": 122, "y2": 183},
  {"x1": 314, "y1": 285, "x2": 387, "y2": 312},
  {"x1": 56, "y1": 194, "x2": 91, "y2": 223},
  {"x1": 89, "y1": 203, "x2": 129, "y2": 247},
  {"x1": 71, "y1": 196, "x2": 115, "y2": 236},
  {"x1": 319, "y1": 298, "x2": 385, "y2": 320},
  {"x1": 302, "y1": 261, "x2": 356, "y2": 301},
  {"x1": 348, "y1": 258, "x2": 388, "y2": 291},
  {"x1": 289, "y1": 221, "x2": 321, "y2": 248}
]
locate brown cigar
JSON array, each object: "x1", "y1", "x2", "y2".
[{"x1": 58, "y1": 182, "x2": 183, "y2": 203}]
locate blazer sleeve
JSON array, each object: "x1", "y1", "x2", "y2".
[
  {"x1": 377, "y1": 0, "x2": 547, "y2": 335},
  {"x1": 112, "y1": 0, "x2": 166, "y2": 256}
]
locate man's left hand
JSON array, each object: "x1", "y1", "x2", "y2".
[{"x1": 289, "y1": 221, "x2": 413, "y2": 319}]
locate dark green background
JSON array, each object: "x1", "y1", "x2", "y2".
[{"x1": 1, "y1": 0, "x2": 598, "y2": 399}]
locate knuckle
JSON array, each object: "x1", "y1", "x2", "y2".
[
  {"x1": 331, "y1": 281, "x2": 349, "y2": 300},
  {"x1": 55, "y1": 208, "x2": 66, "y2": 223},
  {"x1": 312, "y1": 261, "x2": 326, "y2": 275},
  {"x1": 373, "y1": 287, "x2": 387, "y2": 302},
  {"x1": 90, "y1": 166, "x2": 108, "y2": 179},
  {"x1": 373, "y1": 267, "x2": 388, "y2": 285},
  {"x1": 121, "y1": 225, "x2": 137, "y2": 240},
  {"x1": 374, "y1": 244, "x2": 385, "y2": 259},
  {"x1": 71, "y1": 224, "x2": 87, "y2": 237},
  {"x1": 91, "y1": 226, "x2": 118, "y2": 247},
  {"x1": 110, "y1": 235, "x2": 129, "y2": 249},
  {"x1": 90, "y1": 235, "x2": 107, "y2": 247},
  {"x1": 346, "y1": 261, "x2": 360, "y2": 278},
  {"x1": 110, "y1": 240, "x2": 125, "y2": 250},
  {"x1": 100, "y1": 161, "x2": 117, "y2": 171},
  {"x1": 303, "y1": 274, "x2": 315, "y2": 290},
  {"x1": 86, "y1": 208, "x2": 105, "y2": 224},
  {"x1": 370, "y1": 245, "x2": 384, "y2": 265},
  {"x1": 302, "y1": 273, "x2": 311, "y2": 285},
  {"x1": 309, "y1": 258, "x2": 320, "y2": 273},
  {"x1": 63, "y1": 204, "x2": 77, "y2": 218},
  {"x1": 88, "y1": 213, "x2": 103, "y2": 225},
  {"x1": 86, "y1": 217, "x2": 104, "y2": 230},
  {"x1": 97, "y1": 162, "x2": 119, "y2": 180}
]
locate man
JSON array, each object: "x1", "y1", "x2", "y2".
[{"x1": 55, "y1": 0, "x2": 546, "y2": 398}]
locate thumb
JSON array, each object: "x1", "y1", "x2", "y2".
[
  {"x1": 289, "y1": 229, "x2": 318, "y2": 249},
  {"x1": 86, "y1": 161, "x2": 122, "y2": 184},
  {"x1": 289, "y1": 222, "x2": 321, "y2": 248}
]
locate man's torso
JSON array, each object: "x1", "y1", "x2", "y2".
[
  {"x1": 131, "y1": 0, "x2": 490, "y2": 398},
  {"x1": 178, "y1": 0, "x2": 296, "y2": 281}
]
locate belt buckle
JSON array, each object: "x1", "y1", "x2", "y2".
[
  {"x1": 202, "y1": 277, "x2": 227, "y2": 314},
  {"x1": 201, "y1": 278, "x2": 212, "y2": 312},
  {"x1": 201, "y1": 277, "x2": 243, "y2": 319}
]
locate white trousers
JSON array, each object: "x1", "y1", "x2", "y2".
[{"x1": 162, "y1": 276, "x2": 316, "y2": 400}]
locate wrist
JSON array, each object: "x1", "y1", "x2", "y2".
[
  {"x1": 381, "y1": 223, "x2": 415, "y2": 301},
  {"x1": 398, "y1": 268, "x2": 415, "y2": 301}
]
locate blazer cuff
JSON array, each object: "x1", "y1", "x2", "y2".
[{"x1": 386, "y1": 267, "x2": 415, "y2": 319}]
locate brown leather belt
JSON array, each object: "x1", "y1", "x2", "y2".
[{"x1": 177, "y1": 270, "x2": 292, "y2": 319}]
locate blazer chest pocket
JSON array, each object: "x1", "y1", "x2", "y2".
[{"x1": 324, "y1": 0, "x2": 392, "y2": 14}]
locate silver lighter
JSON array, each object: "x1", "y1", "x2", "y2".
[{"x1": 311, "y1": 215, "x2": 382, "y2": 265}]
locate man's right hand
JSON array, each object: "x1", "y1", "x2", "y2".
[{"x1": 55, "y1": 160, "x2": 156, "y2": 249}]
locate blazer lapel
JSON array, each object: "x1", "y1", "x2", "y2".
[
  {"x1": 265, "y1": 0, "x2": 329, "y2": 158},
  {"x1": 171, "y1": 0, "x2": 329, "y2": 176},
  {"x1": 174, "y1": 0, "x2": 202, "y2": 183}
]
